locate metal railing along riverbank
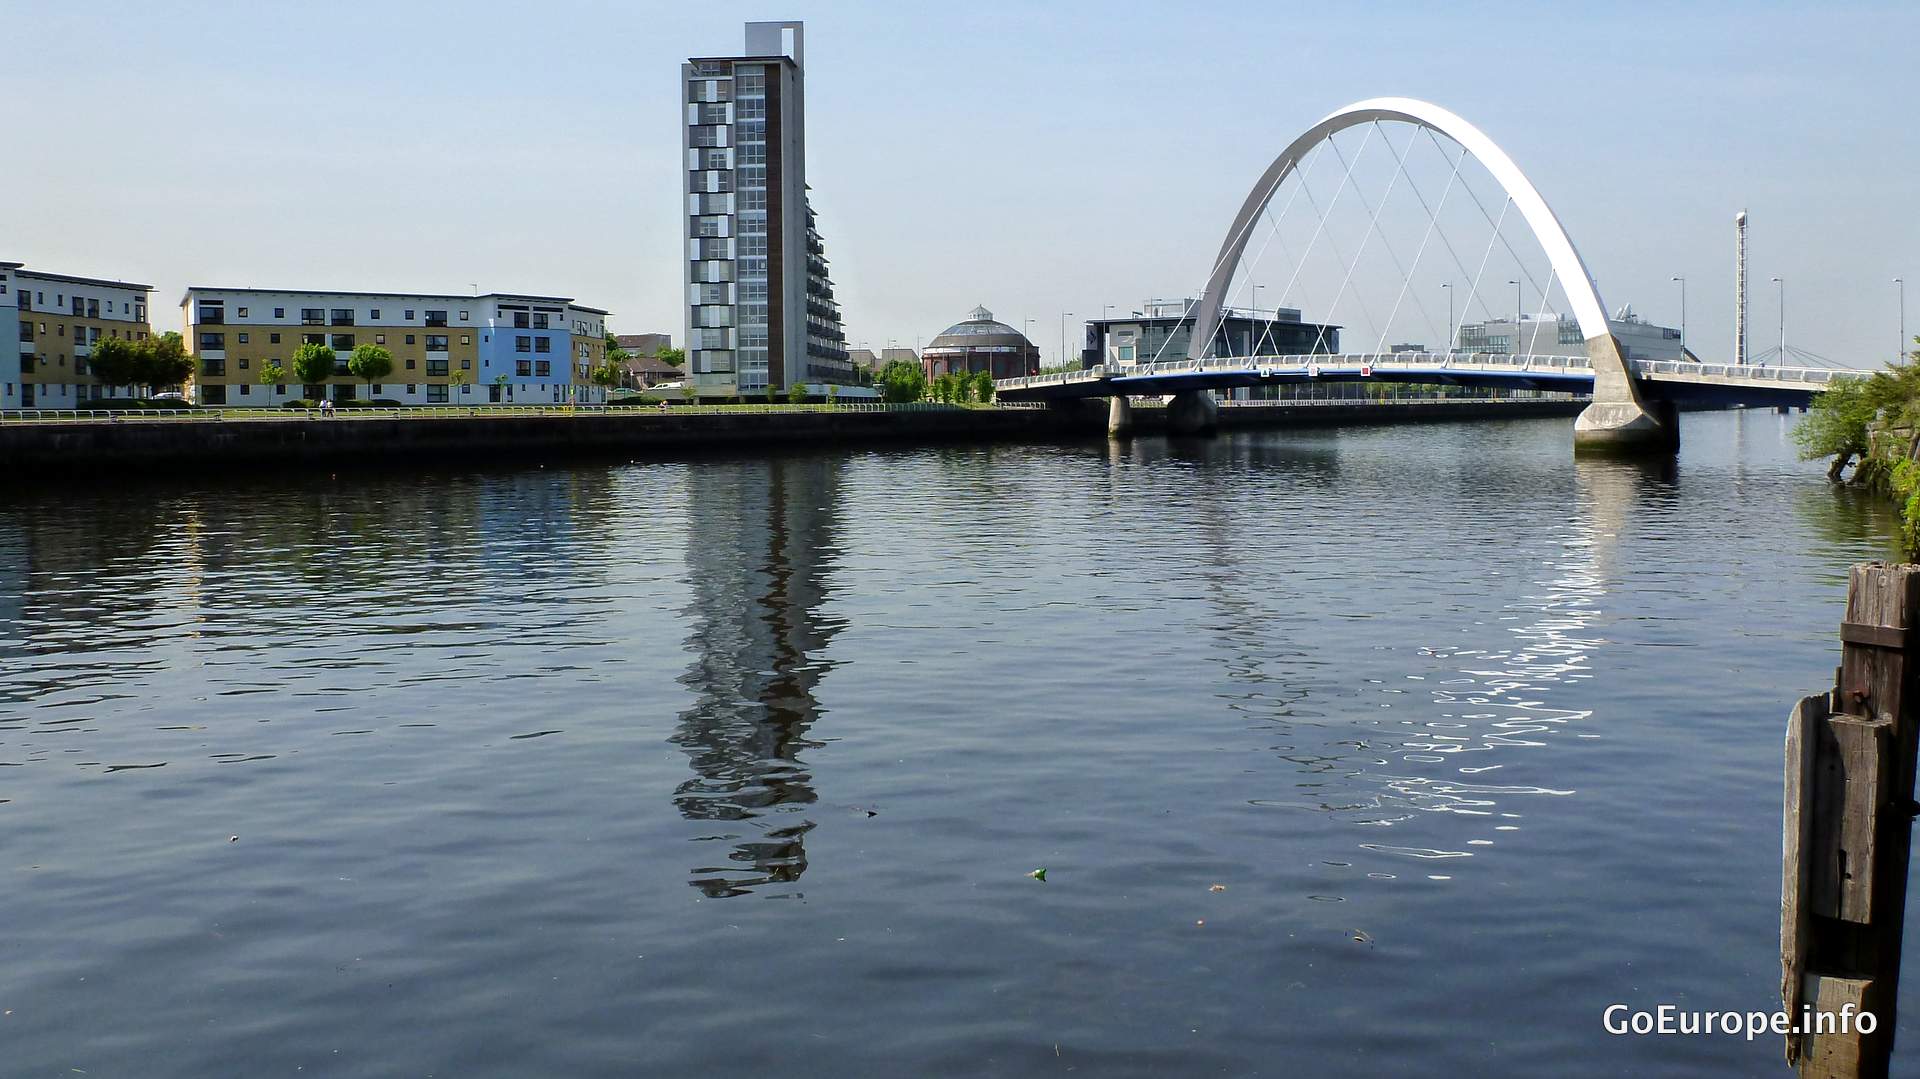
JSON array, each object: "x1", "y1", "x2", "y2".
[{"x1": 0, "y1": 401, "x2": 1055, "y2": 424}]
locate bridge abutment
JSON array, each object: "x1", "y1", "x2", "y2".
[
  {"x1": 1572, "y1": 334, "x2": 1679, "y2": 455},
  {"x1": 1166, "y1": 390, "x2": 1220, "y2": 436}
]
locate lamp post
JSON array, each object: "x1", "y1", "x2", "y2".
[
  {"x1": 1059, "y1": 311, "x2": 1073, "y2": 370},
  {"x1": 1509, "y1": 279, "x2": 1522, "y2": 355},
  {"x1": 1770, "y1": 276, "x2": 1785, "y2": 363},
  {"x1": 1899, "y1": 277, "x2": 1908, "y2": 363},
  {"x1": 1671, "y1": 275, "x2": 1686, "y2": 356},
  {"x1": 1252, "y1": 285, "x2": 1266, "y2": 355},
  {"x1": 1441, "y1": 283, "x2": 1454, "y2": 354}
]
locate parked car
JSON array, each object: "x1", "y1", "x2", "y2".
[{"x1": 150, "y1": 391, "x2": 187, "y2": 403}]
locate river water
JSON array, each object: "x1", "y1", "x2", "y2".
[{"x1": 0, "y1": 410, "x2": 1909, "y2": 1077}]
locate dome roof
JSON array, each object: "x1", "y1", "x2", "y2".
[{"x1": 926, "y1": 305, "x2": 1037, "y2": 352}]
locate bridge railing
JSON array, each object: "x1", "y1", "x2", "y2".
[{"x1": 998, "y1": 351, "x2": 1859, "y2": 391}]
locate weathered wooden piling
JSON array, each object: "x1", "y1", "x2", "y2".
[{"x1": 1783, "y1": 562, "x2": 1920, "y2": 1077}]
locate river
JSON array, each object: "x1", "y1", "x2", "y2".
[{"x1": 0, "y1": 410, "x2": 1908, "y2": 1076}]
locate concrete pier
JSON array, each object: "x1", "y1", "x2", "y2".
[
  {"x1": 1165, "y1": 390, "x2": 1219, "y2": 436},
  {"x1": 1571, "y1": 333, "x2": 1679, "y2": 455},
  {"x1": 1107, "y1": 395, "x2": 1133, "y2": 437}
]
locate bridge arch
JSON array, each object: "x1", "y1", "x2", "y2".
[{"x1": 1187, "y1": 97, "x2": 1613, "y2": 363}]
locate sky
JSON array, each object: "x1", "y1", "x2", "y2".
[{"x1": 5, "y1": 0, "x2": 1916, "y2": 367}]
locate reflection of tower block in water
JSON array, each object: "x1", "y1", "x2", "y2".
[{"x1": 672, "y1": 456, "x2": 844, "y2": 898}]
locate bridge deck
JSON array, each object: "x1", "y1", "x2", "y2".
[{"x1": 996, "y1": 352, "x2": 1855, "y2": 406}]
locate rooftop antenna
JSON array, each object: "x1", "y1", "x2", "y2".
[{"x1": 1734, "y1": 210, "x2": 1748, "y2": 366}]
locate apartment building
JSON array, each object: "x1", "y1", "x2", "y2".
[
  {"x1": 178, "y1": 289, "x2": 610, "y2": 406},
  {"x1": 683, "y1": 20, "x2": 854, "y2": 398},
  {"x1": 4, "y1": 262, "x2": 154, "y2": 408}
]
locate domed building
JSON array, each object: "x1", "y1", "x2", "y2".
[{"x1": 922, "y1": 305, "x2": 1041, "y2": 381}]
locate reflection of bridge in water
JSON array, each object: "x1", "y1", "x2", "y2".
[
  {"x1": 673, "y1": 456, "x2": 844, "y2": 898},
  {"x1": 997, "y1": 97, "x2": 1863, "y2": 451}
]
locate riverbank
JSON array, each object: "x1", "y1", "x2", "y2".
[{"x1": 0, "y1": 397, "x2": 1591, "y2": 473}]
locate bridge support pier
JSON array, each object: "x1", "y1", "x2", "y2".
[
  {"x1": 1107, "y1": 395, "x2": 1133, "y2": 438},
  {"x1": 1572, "y1": 334, "x2": 1678, "y2": 455},
  {"x1": 1166, "y1": 390, "x2": 1219, "y2": 436}
]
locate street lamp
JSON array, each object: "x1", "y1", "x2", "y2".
[
  {"x1": 1771, "y1": 276, "x2": 1785, "y2": 363},
  {"x1": 1671, "y1": 275, "x2": 1686, "y2": 356},
  {"x1": 1059, "y1": 312, "x2": 1074, "y2": 370},
  {"x1": 1441, "y1": 283, "x2": 1454, "y2": 354},
  {"x1": 1899, "y1": 277, "x2": 1908, "y2": 364},
  {"x1": 1508, "y1": 279, "x2": 1522, "y2": 354},
  {"x1": 1252, "y1": 285, "x2": 1266, "y2": 355}
]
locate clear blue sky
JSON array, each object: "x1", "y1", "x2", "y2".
[{"x1": 6, "y1": 1, "x2": 1915, "y2": 366}]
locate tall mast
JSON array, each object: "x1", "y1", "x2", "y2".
[{"x1": 1734, "y1": 210, "x2": 1748, "y2": 366}]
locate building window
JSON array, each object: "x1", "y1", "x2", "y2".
[
  {"x1": 534, "y1": 338, "x2": 551, "y2": 354},
  {"x1": 424, "y1": 310, "x2": 448, "y2": 327},
  {"x1": 274, "y1": 307, "x2": 285, "y2": 318},
  {"x1": 513, "y1": 312, "x2": 530, "y2": 328},
  {"x1": 301, "y1": 308, "x2": 324, "y2": 325},
  {"x1": 239, "y1": 358, "x2": 250, "y2": 370},
  {"x1": 375, "y1": 334, "x2": 385, "y2": 344},
  {"x1": 270, "y1": 332, "x2": 281, "y2": 344},
  {"x1": 425, "y1": 335, "x2": 448, "y2": 351},
  {"x1": 460, "y1": 358, "x2": 471, "y2": 370},
  {"x1": 459, "y1": 310, "x2": 470, "y2": 321},
  {"x1": 515, "y1": 360, "x2": 532, "y2": 376},
  {"x1": 237, "y1": 332, "x2": 249, "y2": 344},
  {"x1": 427, "y1": 384, "x2": 448, "y2": 403},
  {"x1": 405, "y1": 334, "x2": 416, "y2": 345},
  {"x1": 200, "y1": 332, "x2": 225, "y2": 350},
  {"x1": 516, "y1": 336, "x2": 531, "y2": 353},
  {"x1": 331, "y1": 334, "x2": 354, "y2": 350},
  {"x1": 303, "y1": 333, "x2": 326, "y2": 346},
  {"x1": 369, "y1": 309, "x2": 381, "y2": 320},
  {"x1": 237, "y1": 307, "x2": 249, "y2": 318},
  {"x1": 426, "y1": 358, "x2": 448, "y2": 376},
  {"x1": 460, "y1": 335, "x2": 470, "y2": 346},
  {"x1": 405, "y1": 309, "x2": 415, "y2": 320},
  {"x1": 330, "y1": 309, "x2": 354, "y2": 326},
  {"x1": 240, "y1": 383, "x2": 250, "y2": 396},
  {"x1": 533, "y1": 313, "x2": 550, "y2": 330}
]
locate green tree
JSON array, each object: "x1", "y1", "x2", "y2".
[
  {"x1": 347, "y1": 344, "x2": 395, "y2": 398},
  {"x1": 973, "y1": 370, "x2": 994, "y2": 403},
  {"x1": 589, "y1": 359, "x2": 622, "y2": 389},
  {"x1": 764, "y1": 384, "x2": 779, "y2": 404},
  {"x1": 1794, "y1": 357, "x2": 1920, "y2": 482},
  {"x1": 259, "y1": 361, "x2": 286, "y2": 391},
  {"x1": 877, "y1": 359, "x2": 925, "y2": 404},
  {"x1": 655, "y1": 345, "x2": 685, "y2": 367},
  {"x1": 291, "y1": 341, "x2": 336, "y2": 394},
  {"x1": 826, "y1": 384, "x2": 839, "y2": 405},
  {"x1": 87, "y1": 336, "x2": 141, "y2": 390},
  {"x1": 951, "y1": 372, "x2": 972, "y2": 404},
  {"x1": 788, "y1": 381, "x2": 807, "y2": 404},
  {"x1": 139, "y1": 332, "x2": 194, "y2": 391},
  {"x1": 450, "y1": 366, "x2": 472, "y2": 401}
]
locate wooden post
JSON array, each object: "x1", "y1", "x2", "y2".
[{"x1": 1783, "y1": 562, "x2": 1920, "y2": 1077}]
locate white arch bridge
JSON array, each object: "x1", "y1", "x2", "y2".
[{"x1": 994, "y1": 97, "x2": 1860, "y2": 451}]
